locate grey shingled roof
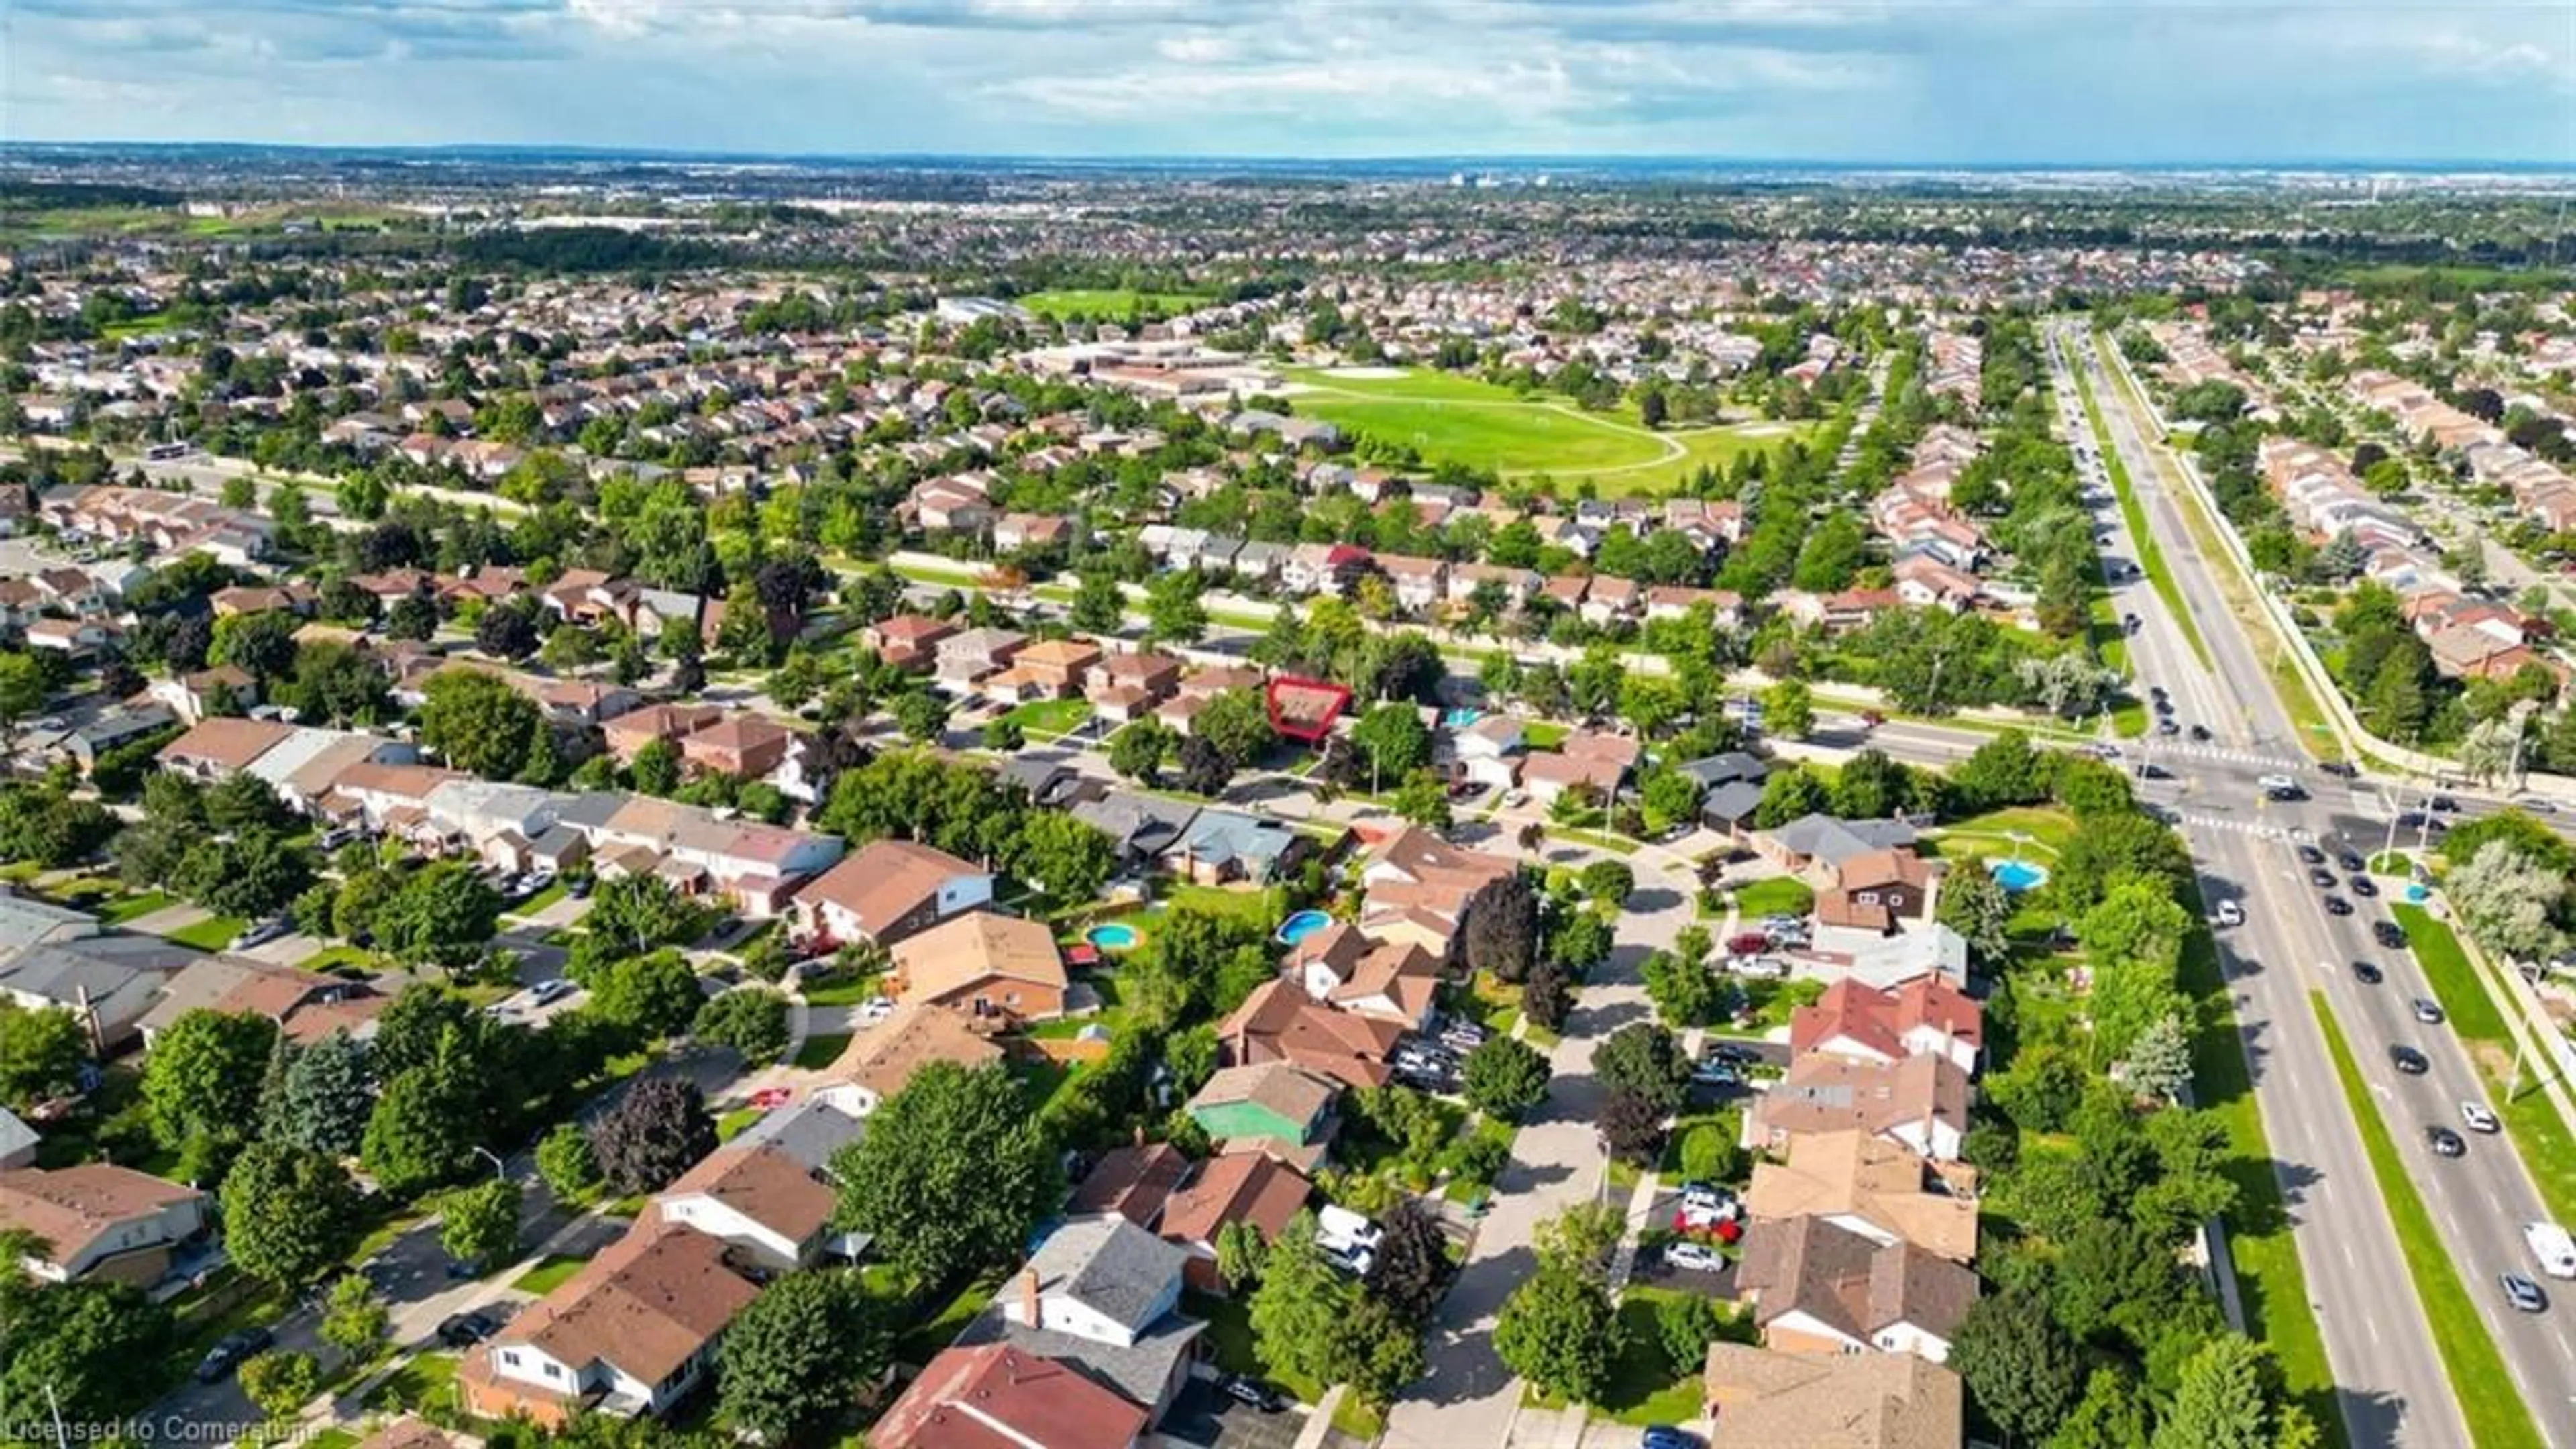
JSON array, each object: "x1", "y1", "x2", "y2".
[{"x1": 1765, "y1": 812, "x2": 1918, "y2": 867}]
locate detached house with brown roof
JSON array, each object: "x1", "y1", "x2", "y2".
[
  {"x1": 653, "y1": 1122, "x2": 865, "y2": 1273},
  {"x1": 792, "y1": 839, "x2": 992, "y2": 949},
  {"x1": 0, "y1": 1163, "x2": 209, "y2": 1287},
  {"x1": 1156, "y1": 1152, "x2": 1312, "y2": 1295},
  {"x1": 1735, "y1": 1215, "x2": 1980, "y2": 1363},
  {"x1": 1288, "y1": 924, "x2": 1442, "y2": 1031},
  {"x1": 1701, "y1": 1342, "x2": 1964, "y2": 1449},
  {"x1": 1745, "y1": 1052, "x2": 1972, "y2": 1163},
  {"x1": 1814, "y1": 850, "x2": 1941, "y2": 936},
  {"x1": 815, "y1": 1004, "x2": 1006, "y2": 1116},
  {"x1": 871, "y1": 1343, "x2": 1148, "y2": 1449},
  {"x1": 1218, "y1": 979, "x2": 1403, "y2": 1091},
  {"x1": 889, "y1": 911, "x2": 1068, "y2": 1024},
  {"x1": 463, "y1": 1221, "x2": 761, "y2": 1424},
  {"x1": 1743, "y1": 1129, "x2": 1980, "y2": 1264},
  {"x1": 1355, "y1": 825, "x2": 1516, "y2": 947},
  {"x1": 865, "y1": 614, "x2": 955, "y2": 672},
  {"x1": 1790, "y1": 978, "x2": 1984, "y2": 1077}
]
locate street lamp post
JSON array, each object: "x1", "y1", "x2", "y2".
[{"x1": 472, "y1": 1146, "x2": 508, "y2": 1181}]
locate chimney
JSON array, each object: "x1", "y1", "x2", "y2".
[{"x1": 1018, "y1": 1266, "x2": 1040, "y2": 1328}]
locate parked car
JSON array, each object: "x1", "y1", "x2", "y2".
[
  {"x1": 2213, "y1": 901, "x2": 2245, "y2": 928},
  {"x1": 1679, "y1": 1181, "x2": 1736, "y2": 1213},
  {"x1": 1726, "y1": 932, "x2": 1772, "y2": 957},
  {"x1": 196, "y1": 1328, "x2": 274, "y2": 1383},
  {"x1": 857, "y1": 996, "x2": 896, "y2": 1023},
  {"x1": 2463, "y1": 1101, "x2": 2501, "y2": 1134},
  {"x1": 2426, "y1": 1125, "x2": 2465, "y2": 1158},
  {"x1": 228, "y1": 919, "x2": 290, "y2": 951},
  {"x1": 529, "y1": 979, "x2": 576, "y2": 1008},
  {"x1": 438, "y1": 1311, "x2": 499, "y2": 1347},
  {"x1": 1663, "y1": 1241, "x2": 1725, "y2": 1273},
  {"x1": 1220, "y1": 1375, "x2": 1287, "y2": 1413},
  {"x1": 2337, "y1": 850, "x2": 2365, "y2": 872},
  {"x1": 2351, "y1": 960, "x2": 2383, "y2": 985}
]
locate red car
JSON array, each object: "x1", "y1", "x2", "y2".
[
  {"x1": 748, "y1": 1087, "x2": 793, "y2": 1110},
  {"x1": 1727, "y1": 933, "x2": 1772, "y2": 957}
]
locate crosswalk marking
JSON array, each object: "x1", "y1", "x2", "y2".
[
  {"x1": 2172, "y1": 812, "x2": 2292, "y2": 841},
  {"x1": 2138, "y1": 743, "x2": 2310, "y2": 773}
]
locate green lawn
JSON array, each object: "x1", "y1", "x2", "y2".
[
  {"x1": 506, "y1": 881, "x2": 570, "y2": 918},
  {"x1": 801, "y1": 973, "x2": 883, "y2": 1006},
  {"x1": 1731, "y1": 877, "x2": 1814, "y2": 920},
  {"x1": 1927, "y1": 805, "x2": 2078, "y2": 860},
  {"x1": 1595, "y1": 1289, "x2": 1741, "y2": 1425},
  {"x1": 1283, "y1": 366, "x2": 1814, "y2": 496},
  {"x1": 167, "y1": 914, "x2": 248, "y2": 951},
  {"x1": 362, "y1": 1352, "x2": 460, "y2": 1416},
  {"x1": 1190, "y1": 1290, "x2": 1326, "y2": 1405},
  {"x1": 896, "y1": 1273, "x2": 1002, "y2": 1367},
  {"x1": 97, "y1": 890, "x2": 171, "y2": 925},
  {"x1": 2311, "y1": 991, "x2": 2546, "y2": 1449},
  {"x1": 794, "y1": 1032, "x2": 853, "y2": 1071},
  {"x1": 297, "y1": 944, "x2": 387, "y2": 974},
  {"x1": 2393, "y1": 904, "x2": 2576, "y2": 1225},
  {"x1": 717, "y1": 1106, "x2": 767, "y2": 1142},
  {"x1": 2175, "y1": 898, "x2": 2343, "y2": 1445},
  {"x1": 1165, "y1": 882, "x2": 1281, "y2": 927},
  {"x1": 1016, "y1": 288, "x2": 1213, "y2": 320},
  {"x1": 1523, "y1": 720, "x2": 1572, "y2": 750},
  {"x1": 998, "y1": 697, "x2": 1093, "y2": 738},
  {"x1": 511, "y1": 1256, "x2": 587, "y2": 1295}
]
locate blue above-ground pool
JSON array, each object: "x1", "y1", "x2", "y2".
[
  {"x1": 1087, "y1": 922, "x2": 1142, "y2": 953},
  {"x1": 1990, "y1": 859, "x2": 2050, "y2": 894},
  {"x1": 1276, "y1": 909, "x2": 1333, "y2": 947}
]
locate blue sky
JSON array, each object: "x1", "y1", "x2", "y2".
[{"x1": 10, "y1": 1, "x2": 2574, "y2": 162}]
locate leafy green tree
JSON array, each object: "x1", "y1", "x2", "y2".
[
  {"x1": 1069, "y1": 571, "x2": 1127, "y2": 633},
  {"x1": 361, "y1": 1055, "x2": 487, "y2": 1197},
  {"x1": 1762, "y1": 678, "x2": 1815, "y2": 740},
  {"x1": 591, "y1": 950, "x2": 705, "y2": 1042},
  {"x1": 693, "y1": 988, "x2": 792, "y2": 1064},
  {"x1": 437, "y1": 1177, "x2": 521, "y2": 1272},
  {"x1": 1590, "y1": 1022, "x2": 1691, "y2": 1114},
  {"x1": 1192, "y1": 689, "x2": 1277, "y2": 769},
  {"x1": 419, "y1": 667, "x2": 548, "y2": 780},
  {"x1": 172, "y1": 828, "x2": 313, "y2": 920},
  {"x1": 1362, "y1": 1198, "x2": 1454, "y2": 1326},
  {"x1": 317, "y1": 1273, "x2": 388, "y2": 1361},
  {"x1": 535, "y1": 1121, "x2": 605, "y2": 1203},
  {"x1": 1936, "y1": 863, "x2": 2016, "y2": 967},
  {"x1": 0, "y1": 1000, "x2": 87, "y2": 1110},
  {"x1": 220, "y1": 1142, "x2": 364, "y2": 1289},
  {"x1": 1009, "y1": 812, "x2": 1116, "y2": 900},
  {"x1": 205, "y1": 772, "x2": 293, "y2": 834},
  {"x1": 142, "y1": 1010, "x2": 279, "y2": 1164},
  {"x1": 718, "y1": 1269, "x2": 888, "y2": 1445},
  {"x1": 1950, "y1": 1289, "x2": 2084, "y2": 1445},
  {"x1": 1752, "y1": 766, "x2": 1829, "y2": 828},
  {"x1": 372, "y1": 861, "x2": 503, "y2": 974},
  {"x1": 1248, "y1": 1213, "x2": 1424, "y2": 1404},
  {"x1": 579, "y1": 874, "x2": 709, "y2": 961},
  {"x1": 1145, "y1": 569, "x2": 1208, "y2": 645},
  {"x1": 1955, "y1": 729, "x2": 2049, "y2": 810},
  {"x1": 0, "y1": 1256, "x2": 177, "y2": 1426},
  {"x1": 630, "y1": 737, "x2": 683, "y2": 796},
  {"x1": 2051, "y1": 1366, "x2": 2154, "y2": 1449},
  {"x1": 272, "y1": 1031, "x2": 374, "y2": 1157},
  {"x1": 1109, "y1": 717, "x2": 1176, "y2": 783},
  {"x1": 2117, "y1": 1012, "x2": 2195, "y2": 1104},
  {"x1": 1494, "y1": 1265, "x2": 1617, "y2": 1403},
  {"x1": 2078, "y1": 877, "x2": 2193, "y2": 976},
  {"x1": 2151, "y1": 1336, "x2": 2309, "y2": 1449},
  {"x1": 1352, "y1": 703, "x2": 1432, "y2": 784},
  {"x1": 1534, "y1": 1201, "x2": 1625, "y2": 1280},
  {"x1": 0, "y1": 653, "x2": 49, "y2": 739},
  {"x1": 237, "y1": 1349, "x2": 323, "y2": 1421},
  {"x1": 894, "y1": 689, "x2": 949, "y2": 743},
  {"x1": 1461, "y1": 1034, "x2": 1552, "y2": 1121},
  {"x1": 830, "y1": 1063, "x2": 1059, "y2": 1287},
  {"x1": 1578, "y1": 860, "x2": 1634, "y2": 908},
  {"x1": 1391, "y1": 770, "x2": 1452, "y2": 829},
  {"x1": 1216, "y1": 1220, "x2": 1269, "y2": 1293}
]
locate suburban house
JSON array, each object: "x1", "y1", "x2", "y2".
[
  {"x1": 934, "y1": 627, "x2": 1029, "y2": 688},
  {"x1": 865, "y1": 614, "x2": 956, "y2": 672},
  {"x1": 156, "y1": 716, "x2": 298, "y2": 780},
  {"x1": 601, "y1": 703, "x2": 727, "y2": 763},
  {"x1": 870, "y1": 1343, "x2": 1148, "y2": 1449},
  {"x1": 888, "y1": 911, "x2": 1068, "y2": 1024},
  {"x1": 1287, "y1": 924, "x2": 1442, "y2": 1030},
  {"x1": 1733, "y1": 1215, "x2": 1980, "y2": 1363},
  {"x1": 1088, "y1": 651, "x2": 1185, "y2": 721},
  {"x1": 814, "y1": 1004, "x2": 1005, "y2": 1116},
  {"x1": 1680, "y1": 751, "x2": 1771, "y2": 835},
  {"x1": 1813, "y1": 849, "x2": 1942, "y2": 936},
  {"x1": 1754, "y1": 814, "x2": 1921, "y2": 882},
  {"x1": 954, "y1": 1214, "x2": 1208, "y2": 1423},
  {"x1": 1218, "y1": 979, "x2": 1403, "y2": 1091},
  {"x1": 1167, "y1": 809, "x2": 1314, "y2": 886},
  {"x1": 1790, "y1": 978, "x2": 1984, "y2": 1076},
  {"x1": 0, "y1": 1164, "x2": 209, "y2": 1287},
  {"x1": 0, "y1": 933, "x2": 202, "y2": 1051},
  {"x1": 1743, "y1": 1051, "x2": 1972, "y2": 1163},
  {"x1": 1155, "y1": 1152, "x2": 1312, "y2": 1295},
  {"x1": 1185, "y1": 1061, "x2": 1342, "y2": 1169},
  {"x1": 1071, "y1": 1142, "x2": 1192, "y2": 1228},
  {"x1": 1073, "y1": 792, "x2": 1202, "y2": 874},
  {"x1": 793, "y1": 839, "x2": 992, "y2": 949},
  {"x1": 1354, "y1": 826, "x2": 1516, "y2": 944},
  {"x1": 135, "y1": 957, "x2": 386, "y2": 1046},
  {"x1": 462, "y1": 1222, "x2": 761, "y2": 1425},
  {"x1": 1451, "y1": 715, "x2": 1525, "y2": 791},
  {"x1": 1743, "y1": 1130, "x2": 1980, "y2": 1263},
  {"x1": 1010, "y1": 637, "x2": 1106, "y2": 697},
  {"x1": 1517, "y1": 730, "x2": 1638, "y2": 806},
  {"x1": 651, "y1": 1120, "x2": 867, "y2": 1272},
  {"x1": 1700, "y1": 1342, "x2": 1964, "y2": 1449},
  {"x1": 0, "y1": 1108, "x2": 35, "y2": 1170}
]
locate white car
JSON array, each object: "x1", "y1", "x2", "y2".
[
  {"x1": 529, "y1": 979, "x2": 577, "y2": 1008},
  {"x1": 2462, "y1": 1101, "x2": 2501, "y2": 1134},
  {"x1": 1664, "y1": 1242, "x2": 1725, "y2": 1273},
  {"x1": 2213, "y1": 901, "x2": 2244, "y2": 928},
  {"x1": 857, "y1": 996, "x2": 896, "y2": 1023}
]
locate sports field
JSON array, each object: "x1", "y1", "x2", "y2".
[
  {"x1": 1018, "y1": 288, "x2": 1214, "y2": 320},
  {"x1": 1283, "y1": 366, "x2": 1813, "y2": 496}
]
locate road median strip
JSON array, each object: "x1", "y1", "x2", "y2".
[
  {"x1": 2066, "y1": 341, "x2": 2212, "y2": 670},
  {"x1": 2308, "y1": 988, "x2": 2547, "y2": 1449}
]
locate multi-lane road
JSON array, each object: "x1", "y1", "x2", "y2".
[{"x1": 2054, "y1": 322, "x2": 2576, "y2": 1449}]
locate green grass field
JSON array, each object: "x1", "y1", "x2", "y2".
[
  {"x1": 793, "y1": 1032, "x2": 853, "y2": 1071},
  {"x1": 2312, "y1": 991, "x2": 2546, "y2": 1449},
  {"x1": 1283, "y1": 366, "x2": 1814, "y2": 496},
  {"x1": 1731, "y1": 877, "x2": 1815, "y2": 920},
  {"x1": 510, "y1": 1256, "x2": 587, "y2": 1295},
  {"x1": 167, "y1": 915, "x2": 248, "y2": 951},
  {"x1": 1018, "y1": 288, "x2": 1213, "y2": 321}
]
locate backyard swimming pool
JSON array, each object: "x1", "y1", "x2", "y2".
[
  {"x1": 1276, "y1": 909, "x2": 1333, "y2": 946},
  {"x1": 1990, "y1": 859, "x2": 2049, "y2": 894},
  {"x1": 1086, "y1": 922, "x2": 1142, "y2": 953}
]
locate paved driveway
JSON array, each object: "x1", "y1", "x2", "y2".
[{"x1": 1157, "y1": 1381, "x2": 1307, "y2": 1449}]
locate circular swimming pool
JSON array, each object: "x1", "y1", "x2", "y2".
[
  {"x1": 1990, "y1": 859, "x2": 2049, "y2": 894},
  {"x1": 1275, "y1": 909, "x2": 1333, "y2": 946},
  {"x1": 1086, "y1": 922, "x2": 1142, "y2": 953}
]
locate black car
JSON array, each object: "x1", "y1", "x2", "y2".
[
  {"x1": 2426, "y1": 1126, "x2": 2466, "y2": 1157},
  {"x1": 2390, "y1": 1044, "x2": 2430, "y2": 1075},
  {"x1": 2189, "y1": 724, "x2": 2212, "y2": 742},
  {"x1": 2352, "y1": 960, "x2": 2384, "y2": 984},
  {"x1": 2430, "y1": 794, "x2": 2459, "y2": 812},
  {"x1": 2323, "y1": 895, "x2": 2353, "y2": 916},
  {"x1": 2374, "y1": 920, "x2": 2408, "y2": 950},
  {"x1": 1703, "y1": 1041, "x2": 1760, "y2": 1066},
  {"x1": 2394, "y1": 810, "x2": 2429, "y2": 831},
  {"x1": 2156, "y1": 719, "x2": 2180, "y2": 736},
  {"x1": 1220, "y1": 1375, "x2": 1289, "y2": 1413},
  {"x1": 2321, "y1": 761, "x2": 2361, "y2": 779},
  {"x1": 2153, "y1": 696, "x2": 2175, "y2": 716},
  {"x1": 2297, "y1": 844, "x2": 2327, "y2": 865},
  {"x1": 2338, "y1": 850, "x2": 2365, "y2": 872},
  {"x1": 438, "y1": 1311, "x2": 499, "y2": 1348},
  {"x1": 195, "y1": 1327, "x2": 274, "y2": 1383},
  {"x1": 2350, "y1": 875, "x2": 2378, "y2": 898},
  {"x1": 2308, "y1": 867, "x2": 2337, "y2": 888},
  {"x1": 2138, "y1": 762, "x2": 2170, "y2": 780}
]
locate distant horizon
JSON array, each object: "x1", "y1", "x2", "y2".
[
  {"x1": 11, "y1": 138, "x2": 2576, "y2": 178},
  {"x1": 13, "y1": 1, "x2": 2569, "y2": 168}
]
